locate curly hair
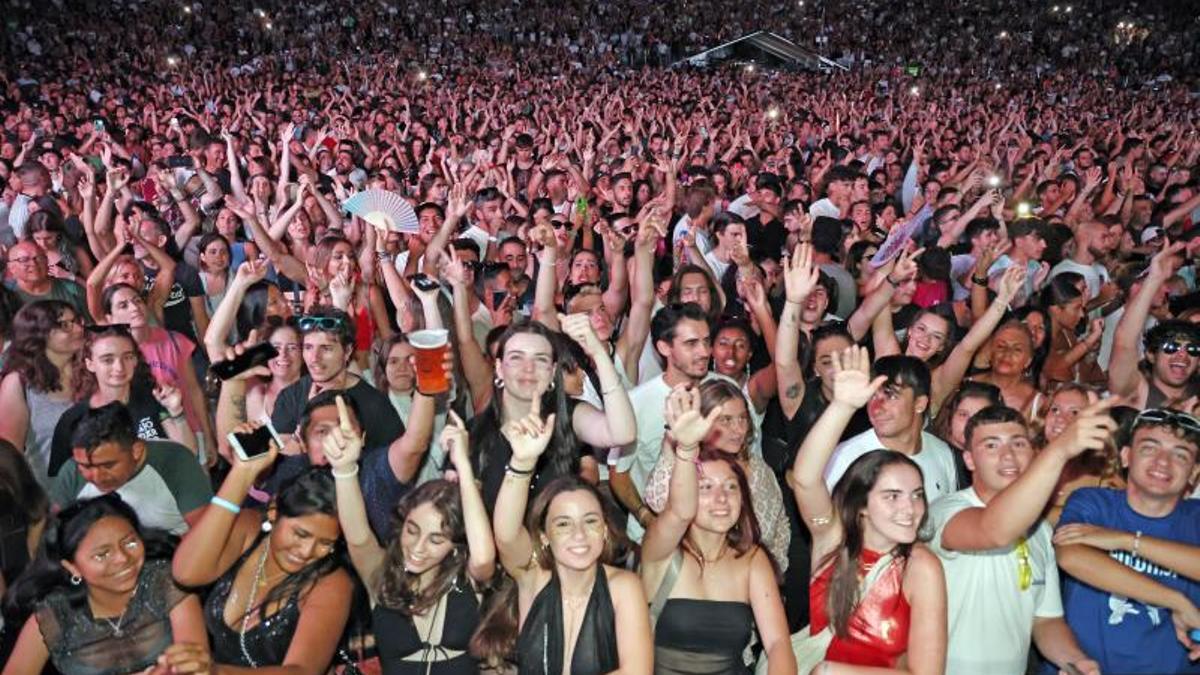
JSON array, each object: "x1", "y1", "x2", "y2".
[
  {"x1": 0, "y1": 300, "x2": 78, "y2": 393},
  {"x1": 375, "y1": 480, "x2": 468, "y2": 616}
]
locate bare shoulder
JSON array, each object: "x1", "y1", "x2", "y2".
[
  {"x1": 904, "y1": 545, "x2": 946, "y2": 592},
  {"x1": 604, "y1": 564, "x2": 647, "y2": 601}
]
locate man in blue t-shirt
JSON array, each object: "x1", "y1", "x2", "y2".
[{"x1": 1054, "y1": 408, "x2": 1200, "y2": 674}]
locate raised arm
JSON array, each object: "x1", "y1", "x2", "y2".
[
  {"x1": 776, "y1": 243, "x2": 820, "y2": 419},
  {"x1": 439, "y1": 250, "x2": 494, "y2": 411},
  {"x1": 492, "y1": 393, "x2": 556, "y2": 580},
  {"x1": 932, "y1": 264, "x2": 1023, "y2": 409},
  {"x1": 444, "y1": 412, "x2": 496, "y2": 584},
  {"x1": 203, "y1": 260, "x2": 267, "y2": 360},
  {"x1": 791, "y1": 346, "x2": 884, "y2": 554},
  {"x1": 846, "y1": 247, "x2": 920, "y2": 343},
  {"x1": 1109, "y1": 241, "x2": 1185, "y2": 398},
  {"x1": 940, "y1": 400, "x2": 1116, "y2": 551},
  {"x1": 560, "y1": 312, "x2": 636, "y2": 448},
  {"x1": 530, "y1": 224, "x2": 562, "y2": 330},
  {"x1": 614, "y1": 218, "x2": 658, "y2": 383},
  {"x1": 640, "y1": 386, "x2": 718, "y2": 565},
  {"x1": 322, "y1": 395, "x2": 385, "y2": 595},
  {"x1": 172, "y1": 427, "x2": 277, "y2": 587}
]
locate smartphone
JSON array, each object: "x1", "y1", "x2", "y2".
[
  {"x1": 141, "y1": 178, "x2": 159, "y2": 202},
  {"x1": 574, "y1": 196, "x2": 588, "y2": 219},
  {"x1": 491, "y1": 290, "x2": 508, "y2": 309},
  {"x1": 410, "y1": 274, "x2": 441, "y2": 292},
  {"x1": 292, "y1": 125, "x2": 304, "y2": 141},
  {"x1": 211, "y1": 342, "x2": 279, "y2": 380},
  {"x1": 227, "y1": 421, "x2": 284, "y2": 461},
  {"x1": 93, "y1": 120, "x2": 105, "y2": 133},
  {"x1": 166, "y1": 155, "x2": 194, "y2": 169}
]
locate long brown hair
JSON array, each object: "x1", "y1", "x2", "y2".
[
  {"x1": 70, "y1": 326, "x2": 152, "y2": 402},
  {"x1": 697, "y1": 380, "x2": 755, "y2": 459},
  {"x1": 470, "y1": 477, "x2": 616, "y2": 666},
  {"x1": 682, "y1": 449, "x2": 761, "y2": 574},
  {"x1": 818, "y1": 450, "x2": 926, "y2": 637},
  {"x1": 0, "y1": 300, "x2": 76, "y2": 393},
  {"x1": 375, "y1": 480, "x2": 468, "y2": 616}
]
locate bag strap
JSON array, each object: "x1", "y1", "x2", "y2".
[{"x1": 649, "y1": 550, "x2": 683, "y2": 627}]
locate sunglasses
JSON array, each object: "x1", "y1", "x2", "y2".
[
  {"x1": 550, "y1": 220, "x2": 569, "y2": 230},
  {"x1": 1159, "y1": 340, "x2": 1200, "y2": 357},
  {"x1": 297, "y1": 315, "x2": 346, "y2": 332},
  {"x1": 1134, "y1": 408, "x2": 1200, "y2": 435}
]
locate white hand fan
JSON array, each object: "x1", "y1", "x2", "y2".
[{"x1": 341, "y1": 189, "x2": 419, "y2": 233}]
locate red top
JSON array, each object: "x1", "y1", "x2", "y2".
[{"x1": 809, "y1": 548, "x2": 911, "y2": 668}]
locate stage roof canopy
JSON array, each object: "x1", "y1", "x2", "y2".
[{"x1": 675, "y1": 31, "x2": 848, "y2": 72}]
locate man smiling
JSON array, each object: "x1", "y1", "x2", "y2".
[{"x1": 929, "y1": 404, "x2": 1106, "y2": 674}]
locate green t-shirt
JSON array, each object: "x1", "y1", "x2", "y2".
[{"x1": 51, "y1": 440, "x2": 212, "y2": 535}]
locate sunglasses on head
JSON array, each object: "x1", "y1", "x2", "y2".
[
  {"x1": 1159, "y1": 340, "x2": 1200, "y2": 357},
  {"x1": 1133, "y1": 408, "x2": 1200, "y2": 435},
  {"x1": 297, "y1": 315, "x2": 346, "y2": 333}
]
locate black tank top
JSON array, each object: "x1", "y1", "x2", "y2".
[
  {"x1": 372, "y1": 582, "x2": 481, "y2": 675},
  {"x1": 515, "y1": 566, "x2": 618, "y2": 675},
  {"x1": 654, "y1": 598, "x2": 754, "y2": 674}
]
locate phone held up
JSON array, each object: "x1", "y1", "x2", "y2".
[
  {"x1": 227, "y1": 420, "x2": 285, "y2": 462},
  {"x1": 210, "y1": 342, "x2": 279, "y2": 380}
]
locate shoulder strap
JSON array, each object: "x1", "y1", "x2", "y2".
[
  {"x1": 649, "y1": 550, "x2": 683, "y2": 627},
  {"x1": 860, "y1": 552, "x2": 896, "y2": 595}
]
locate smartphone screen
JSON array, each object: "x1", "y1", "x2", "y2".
[
  {"x1": 211, "y1": 342, "x2": 279, "y2": 380},
  {"x1": 231, "y1": 426, "x2": 274, "y2": 460},
  {"x1": 492, "y1": 291, "x2": 507, "y2": 309}
]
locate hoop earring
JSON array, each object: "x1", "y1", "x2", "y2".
[
  {"x1": 547, "y1": 378, "x2": 555, "y2": 392},
  {"x1": 70, "y1": 574, "x2": 82, "y2": 585},
  {"x1": 494, "y1": 375, "x2": 504, "y2": 389}
]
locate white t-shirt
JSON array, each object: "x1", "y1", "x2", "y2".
[
  {"x1": 823, "y1": 428, "x2": 958, "y2": 502},
  {"x1": 930, "y1": 488, "x2": 1064, "y2": 674},
  {"x1": 1049, "y1": 258, "x2": 1109, "y2": 301},
  {"x1": 809, "y1": 198, "x2": 842, "y2": 220},
  {"x1": 616, "y1": 371, "x2": 735, "y2": 542},
  {"x1": 727, "y1": 193, "x2": 760, "y2": 220},
  {"x1": 703, "y1": 250, "x2": 733, "y2": 281}
]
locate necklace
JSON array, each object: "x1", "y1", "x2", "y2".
[
  {"x1": 238, "y1": 543, "x2": 271, "y2": 668},
  {"x1": 96, "y1": 586, "x2": 136, "y2": 637}
]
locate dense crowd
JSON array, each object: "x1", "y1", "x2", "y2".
[{"x1": 2, "y1": 0, "x2": 1200, "y2": 673}]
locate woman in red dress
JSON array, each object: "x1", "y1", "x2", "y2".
[{"x1": 790, "y1": 345, "x2": 947, "y2": 675}]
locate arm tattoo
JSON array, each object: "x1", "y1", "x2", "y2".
[{"x1": 785, "y1": 383, "x2": 801, "y2": 400}]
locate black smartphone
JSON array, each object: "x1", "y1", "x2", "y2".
[
  {"x1": 491, "y1": 290, "x2": 508, "y2": 309},
  {"x1": 228, "y1": 423, "x2": 282, "y2": 461},
  {"x1": 165, "y1": 155, "x2": 194, "y2": 169},
  {"x1": 410, "y1": 274, "x2": 441, "y2": 292},
  {"x1": 211, "y1": 342, "x2": 279, "y2": 380}
]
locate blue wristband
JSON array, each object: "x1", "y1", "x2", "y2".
[
  {"x1": 210, "y1": 496, "x2": 242, "y2": 515},
  {"x1": 1191, "y1": 628, "x2": 1200, "y2": 642}
]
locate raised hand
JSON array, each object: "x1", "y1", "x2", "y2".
[
  {"x1": 996, "y1": 263, "x2": 1026, "y2": 302},
  {"x1": 321, "y1": 395, "x2": 365, "y2": 473},
  {"x1": 783, "y1": 242, "x2": 819, "y2": 303},
  {"x1": 664, "y1": 384, "x2": 721, "y2": 449},
  {"x1": 153, "y1": 384, "x2": 185, "y2": 418},
  {"x1": 830, "y1": 345, "x2": 887, "y2": 410},
  {"x1": 440, "y1": 410, "x2": 472, "y2": 479},
  {"x1": 501, "y1": 379, "x2": 556, "y2": 469},
  {"x1": 557, "y1": 312, "x2": 604, "y2": 357},
  {"x1": 218, "y1": 330, "x2": 272, "y2": 381},
  {"x1": 1148, "y1": 239, "x2": 1188, "y2": 281},
  {"x1": 1044, "y1": 398, "x2": 1118, "y2": 460}
]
